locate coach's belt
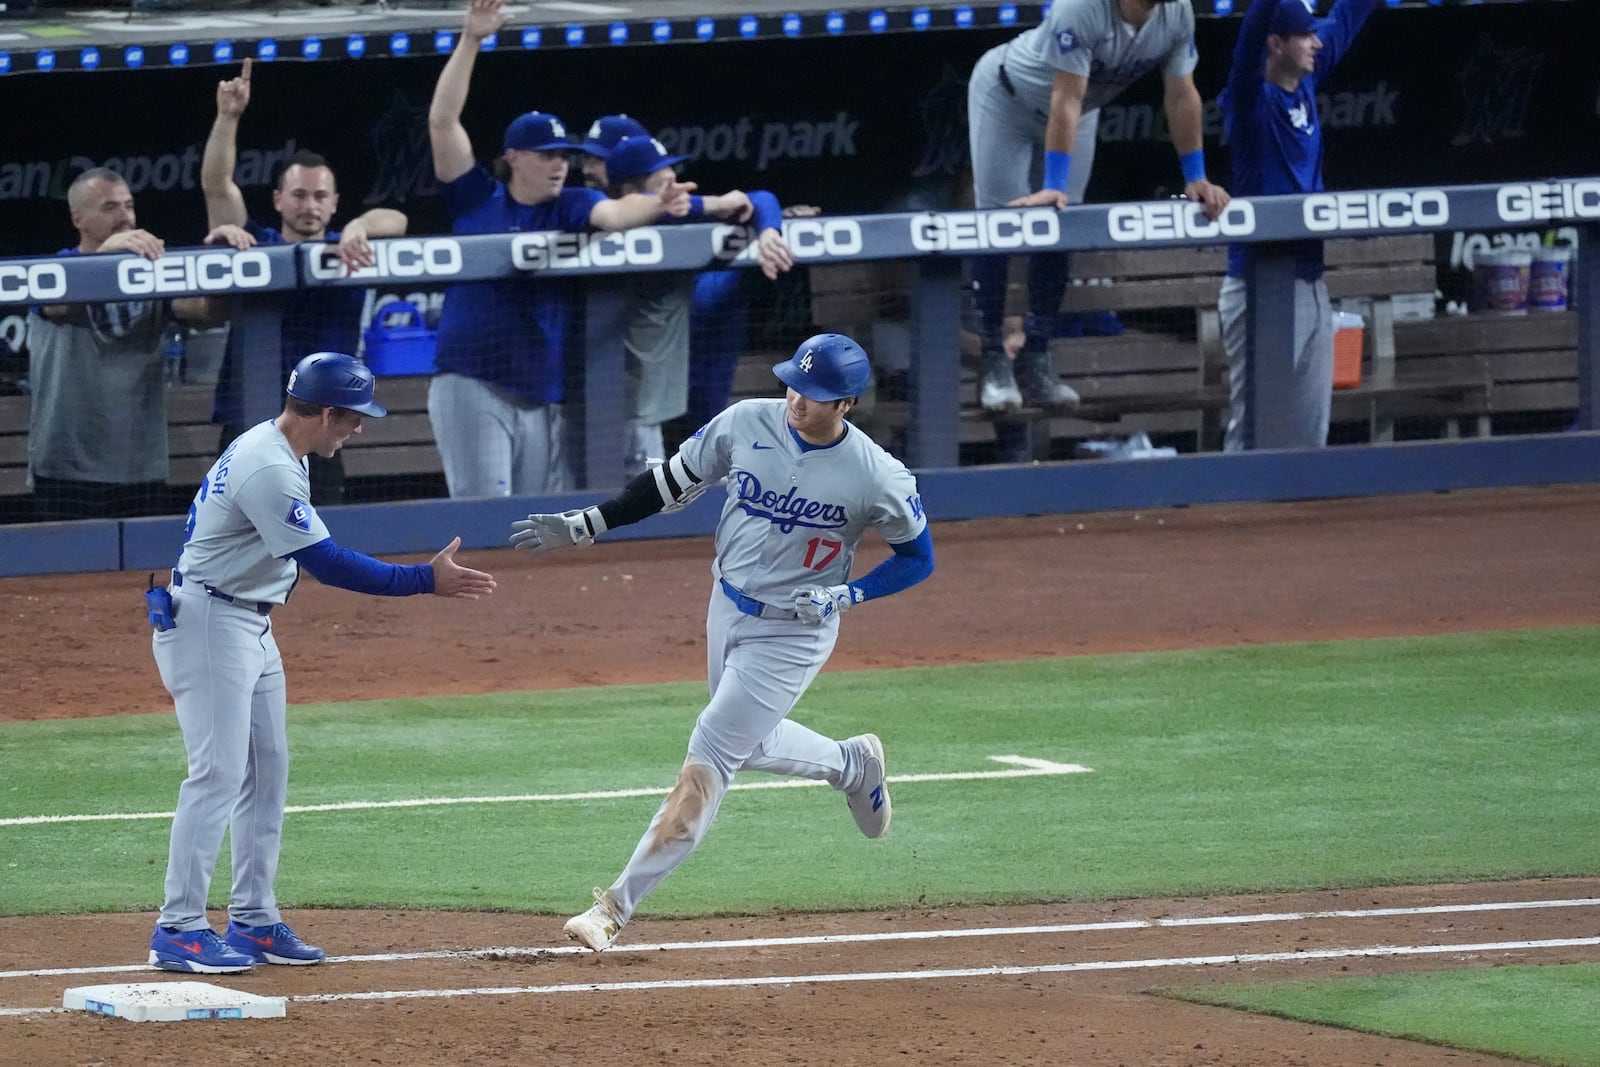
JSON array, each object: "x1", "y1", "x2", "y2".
[
  {"x1": 719, "y1": 578, "x2": 798, "y2": 621},
  {"x1": 997, "y1": 61, "x2": 1017, "y2": 97},
  {"x1": 171, "y1": 570, "x2": 273, "y2": 617}
]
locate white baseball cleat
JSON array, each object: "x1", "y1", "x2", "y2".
[
  {"x1": 564, "y1": 887, "x2": 624, "y2": 952},
  {"x1": 844, "y1": 733, "x2": 892, "y2": 838}
]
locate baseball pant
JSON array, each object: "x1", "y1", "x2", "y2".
[
  {"x1": 604, "y1": 587, "x2": 873, "y2": 921},
  {"x1": 152, "y1": 584, "x2": 289, "y2": 930},
  {"x1": 427, "y1": 372, "x2": 571, "y2": 498},
  {"x1": 967, "y1": 46, "x2": 1099, "y2": 343},
  {"x1": 1219, "y1": 276, "x2": 1334, "y2": 452}
]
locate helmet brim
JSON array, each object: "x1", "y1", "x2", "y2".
[{"x1": 773, "y1": 359, "x2": 854, "y2": 402}]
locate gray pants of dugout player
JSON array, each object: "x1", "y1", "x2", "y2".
[{"x1": 1219, "y1": 275, "x2": 1334, "y2": 453}]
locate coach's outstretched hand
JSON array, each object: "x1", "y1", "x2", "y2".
[{"x1": 430, "y1": 537, "x2": 497, "y2": 598}]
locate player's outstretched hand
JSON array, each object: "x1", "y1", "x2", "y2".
[
  {"x1": 462, "y1": 0, "x2": 509, "y2": 41},
  {"x1": 792, "y1": 584, "x2": 857, "y2": 626},
  {"x1": 216, "y1": 57, "x2": 252, "y2": 119},
  {"x1": 430, "y1": 536, "x2": 497, "y2": 598},
  {"x1": 509, "y1": 511, "x2": 596, "y2": 557}
]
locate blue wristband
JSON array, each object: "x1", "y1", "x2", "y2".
[
  {"x1": 1043, "y1": 150, "x2": 1072, "y2": 193},
  {"x1": 686, "y1": 193, "x2": 705, "y2": 218},
  {"x1": 1180, "y1": 150, "x2": 1206, "y2": 184}
]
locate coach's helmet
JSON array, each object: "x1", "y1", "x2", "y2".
[
  {"x1": 286, "y1": 352, "x2": 388, "y2": 417},
  {"x1": 773, "y1": 333, "x2": 872, "y2": 402}
]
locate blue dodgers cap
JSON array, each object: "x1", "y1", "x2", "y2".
[
  {"x1": 605, "y1": 135, "x2": 687, "y2": 184},
  {"x1": 503, "y1": 111, "x2": 573, "y2": 152},
  {"x1": 578, "y1": 114, "x2": 649, "y2": 158},
  {"x1": 1270, "y1": 0, "x2": 1319, "y2": 36}
]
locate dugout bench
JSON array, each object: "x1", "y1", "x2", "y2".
[{"x1": 807, "y1": 235, "x2": 1536, "y2": 457}]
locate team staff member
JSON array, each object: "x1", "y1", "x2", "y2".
[
  {"x1": 201, "y1": 57, "x2": 409, "y2": 506},
  {"x1": 1219, "y1": 0, "x2": 1379, "y2": 451},
  {"x1": 427, "y1": 0, "x2": 696, "y2": 497},
  {"x1": 510, "y1": 333, "x2": 935, "y2": 952},
  {"x1": 965, "y1": 0, "x2": 1229, "y2": 413},
  {"x1": 27, "y1": 168, "x2": 217, "y2": 521},
  {"x1": 605, "y1": 133, "x2": 793, "y2": 476},
  {"x1": 149, "y1": 352, "x2": 495, "y2": 974}
]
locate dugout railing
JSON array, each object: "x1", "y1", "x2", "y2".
[{"x1": 0, "y1": 177, "x2": 1597, "y2": 575}]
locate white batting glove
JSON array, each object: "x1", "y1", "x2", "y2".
[
  {"x1": 509, "y1": 508, "x2": 606, "y2": 557},
  {"x1": 792, "y1": 584, "x2": 860, "y2": 626}
]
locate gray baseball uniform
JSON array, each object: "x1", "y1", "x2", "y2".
[
  {"x1": 602, "y1": 398, "x2": 927, "y2": 920},
  {"x1": 968, "y1": 0, "x2": 1199, "y2": 208},
  {"x1": 152, "y1": 420, "x2": 330, "y2": 931}
]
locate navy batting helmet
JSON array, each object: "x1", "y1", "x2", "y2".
[
  {"x1": 773, "y1": 334, "x2": 872, "y2": 402},
  {"x1": 286, "y1": 352, "x2": 388, "y2": 417}
]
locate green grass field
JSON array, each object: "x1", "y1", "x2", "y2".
[
  {"x1": 1166, "y1": 963, "x2": 1600, "y2": 1067},
  {"x1": 5, "y1": 626, "x2": 1597, "y2": 915},
  {"x1": 4, "y1": 628, "x2": 1597, "y2": 1060}
]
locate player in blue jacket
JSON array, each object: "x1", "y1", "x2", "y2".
[
  {"x1": 510, "y1": 333, "x2": 935, "y2": 951},
  {"x1": 1219, "y1": 0, "x2": 1380, "y2": 451}
]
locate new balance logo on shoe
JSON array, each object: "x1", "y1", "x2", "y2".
[{"x1": 871, "y1": 784, "x2": 885, "y2": 812}]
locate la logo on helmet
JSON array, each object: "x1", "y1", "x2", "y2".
[{"x1": 798, "y1": 351, "x2": 815, "y2": 372}]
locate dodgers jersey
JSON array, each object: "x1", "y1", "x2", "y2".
[
  {"x1": 679, "y1": 399, "x2": 926, "y2": 606},
  {"x1": 1000, "y1": 0, "x2": 1198, "y2": 115},
  {"x1": 175, "y1": 420, "x2": 331, "y2": 604}
]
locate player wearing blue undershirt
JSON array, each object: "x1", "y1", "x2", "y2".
[
  {"x1": 148, "y1": 352, "x2": 495, "y2": 974},
  {"x1": 427, "y1": 0, "x2": 699, "y2": 498},
  {"x1": 1219, "y1": 0, "x2": 1380, "y2": 452}
]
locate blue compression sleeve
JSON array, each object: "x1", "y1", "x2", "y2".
[
  {"x1": 288, "y1": 538, "x2": 435, "y2": 596},
  {"x1": 847, "y1": 527, "x2": 935, "y2": 603},
  {"x1": 749, "y1": 190, "x2": 784, "y2": 233}
]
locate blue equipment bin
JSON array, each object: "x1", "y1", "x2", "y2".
[{"x1": 364, "y1": 300, "x2": 437, "y2": 377}]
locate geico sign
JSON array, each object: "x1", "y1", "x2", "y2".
[
  {"x1": 710, "y1": 223, "x2": 762, "y2": 262},
  {"x1": 1108, "y1": 201, "x2": 1256, "y2": 243},
  {"x1": 782, "y1": 218, "x2": 863, "y2": 258},
  {"x1": 308, "y1": 238, "x2": 463, "y2": 280},
  {"x1": 0, "y1": 263, "x2": 68, "y2": 302},
  {"x1": 1497, "y1": 180, "x2": 1600, "y2": 223},
  {"x1": 512, "y1": 230, "x2": 665, "y2": 270},
  {"x1": 1303, "y1": 190, "x2": 1449, "y2": 232},
  {"x1": 910, "y1": 209, "x2": 1059, "y2": 251},
  {"x1": 117, "y1": 251, "x2": 273, "y2": 295}
]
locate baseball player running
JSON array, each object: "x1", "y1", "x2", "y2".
[
  {"x1": 510, "y1": 333, "x2": 935, "y2": 951},
  {"x1": 149, "y1": 352, "x2": 495, "y2": 974},
  {"x1": 966, "y1": 0, "x2": 1229, "y2": 412}
]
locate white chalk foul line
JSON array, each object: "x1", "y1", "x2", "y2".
[
  {"x1": 0, "y1": 755, "x2": 1092, "y2": 827},
  {"x1": 225, "y1": 936, "x2": 1600, "y2": 1006},
  {"x1": 5, "y1": 896, "x2": 1596, "y2": 982},
  {"x1": 7, "y1": 935, "x2": 1594, "y2": 1017}
]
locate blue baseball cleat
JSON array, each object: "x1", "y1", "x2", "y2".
[
  {"x1": 224, "y1": 921, "x2": 326, "y2": 966},
  {"x1": 148, "y1": 925, "x2": 256, "y2": 973}
]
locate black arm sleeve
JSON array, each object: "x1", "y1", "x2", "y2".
[{"x1": 594, "y1": 453, "x2": 704, "y2": 531}]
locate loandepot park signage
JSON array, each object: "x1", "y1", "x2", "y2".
[{"x1": 10, "y1": 178, "x2": 1598, "y2": 303}]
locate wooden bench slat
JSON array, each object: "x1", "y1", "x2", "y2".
[
  {"x1": 344, "y1": 446, "x2": 444, "y2": 478},
  {"x1": 1324, "y1": 265, "x2": 1437, "y2": 299},
  {"x1": 1395, "y1": 312, "x2": 1576, "y2": 355}
]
